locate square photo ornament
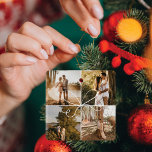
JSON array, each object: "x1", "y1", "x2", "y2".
[{"x1": 46, "y1": 70, "x2": 116, "y2": 141}]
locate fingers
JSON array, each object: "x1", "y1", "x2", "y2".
[
  {"x1": 43, "y1": 26, "x2": 80, "y2": 54},
  {"x1": 47, "y1": 45, "x2": 80, "y2": 69},
  {"x1": 6, "y1": 21, "x2": 80, "y2": 69},
  {"x1": 60, "y1": 0, "x2": 101, "y2": 38},
  {"x1": 18, "y1": 22, "x2": 79, "y2": 55},
  {"x1": 0, "y1": 53, "x2": 38, "y2": 68},
  {"x1": 18, "y1": 22, "x2": 53, "y2": 55},
  {"x1": 7, "y1": 22, "x2": 80, "y2": 60},
  {"x1": 6, "y1": 33, "x2": 49, "y2": 60},
  {"x1": 82, "y1": 0, "x2": 103, "y2": 20}
]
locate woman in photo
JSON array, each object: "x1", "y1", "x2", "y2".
[
  {"x1": 56, "y1": 77, "x2": 63, "y2": 104},
  {"x1": 97, "y1": 118, "x2": 106, "y2": 140},
  {"x1": 97, "y1": 107, "x2": 106, "y2": 140},
  {"x1": 95, "y1": 91, "x2": 104, "y2": 105}
]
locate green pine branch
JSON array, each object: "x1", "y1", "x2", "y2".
[
  {"x1": 79, "y1": 43, "x2": 111, "y2": 70},
  {"x1": 103, "y1": 0, "x2": 152, "y2": 12},
  {"x1": 132, "y1": 70, "x2": 152, "y2": 94},
  {"x1": 67, "y1": 141, "x2": 98, "y2": 152}
]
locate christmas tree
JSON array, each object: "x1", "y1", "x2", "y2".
[
  {"x1": 37, "y1": 1, "x2": 152, "y2": 151},
  {"x1": 68, "y1": 0, "x2": 152, "y2": 152}
]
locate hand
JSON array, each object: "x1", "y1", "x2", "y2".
[
  {"x1": 99, "y1": 91, "x2": 102, "y2": 94},
  {"x1": 60, "y1": 0, "x2": 103, "y2": 38},
  {"x1": 0, "y1": 22, "x2": 80, "y2": 116}
]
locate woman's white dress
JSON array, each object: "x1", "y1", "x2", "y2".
[
  {"x1": 95, "y1": 91, "x2": 104, "y2": 105},
  {"x1": 95, "y1": 80, "x2": 109, "y2": 105}
]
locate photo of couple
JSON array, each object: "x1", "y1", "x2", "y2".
[
  {"x1": 46, "y1": 71, "x2": 81, "y2": 105},
  {"x1": 46, "y1": 70, "x2": 116, "y2": 141},
  {"x1": 82, "y1": 70, "x2": 116, "y2": 105},
  {"x1": 55, "y1": 75, "x2": 68, "y2": 105},
  {"x1": 46, "y1": 106, "x2": 81, "y2": 141},
  {"x1": 57, "y1": 126, "x2": 66, "y2": 141}
]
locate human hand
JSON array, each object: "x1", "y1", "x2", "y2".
[
  {"x1": 0, "y1": 22, "x2": 80, "y2": 116},
  {"x1": 60, "y1": 0, "x2": 103, "y2": 38}
]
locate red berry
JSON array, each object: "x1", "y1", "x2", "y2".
[
  {"x1": 123, "y1": 63, "x2": 135, "y2": 75},
  {"x1": 112, "y1": 56, "x2": 121, "y2": 68},
  {"x1": 99, "y1": 40, "x2": 110, "y2": 53}
]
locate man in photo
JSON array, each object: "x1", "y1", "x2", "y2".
[
  {"x1": 62, "y1": 75, "x2": 69, "y2": 104},
  {"x1": 56, "y1": 77, "x2": 63, "y2": 105},
  {"x1": 57, "y1": 126, "x2": 61, "y2": 139}
]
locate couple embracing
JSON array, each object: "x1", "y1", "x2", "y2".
[
  {"x1": 56, "y1": 75, "x2": 68, "y2": 105},
  {"x1": 94, "y1": 72, "x2": 109, "y2": 105}
]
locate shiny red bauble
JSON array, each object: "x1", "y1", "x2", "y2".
[
  {"x1": 128, "y1": 104, "x2": 152, "y2": 145},
  {"x1": 34, "y1": 134, "x2": 72, "y2": 152}
]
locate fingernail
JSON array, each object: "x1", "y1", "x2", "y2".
[
  {"x1": 92, "y1": 5, "x2": 103, "y2": 20},
  {"x1": 26, "y1": 56, "x2": 37, "y2": 63},
  {"x1": 87, "y1": 24, "x2": 98, "y2": 37},
  {"x1": 40, "y1": 49, "x2": 48, "y2": 59},
  {"x1": 68, "y1": 44, "x2": 79, "y2": 53},
  {"x1": 50, "y1": 45, "x2": 54, "y2": 55}
]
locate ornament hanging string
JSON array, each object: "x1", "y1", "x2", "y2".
[
  {"x1": 75, "y1": 32, "x2": 95, "y2": 69},
  {"x1": 75, "y1": 32, "x2": 86, "y2": 68}
]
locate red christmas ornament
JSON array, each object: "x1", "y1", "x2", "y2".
[
  {"x1": 79, "y1": 78, "x2": 83, "y2": 83},
  {"x1": 34, "y1": 134, "x2": 72, "y2": 152},
  {"x1": 99, "y1": 40, "x2": 110, "y2": 53},
  {"x1": 103, "y1": 11, "x2": 127, "y2": 41},
  {"x1": 112, "y1": 56, "x2": 121, "y2": 68},
  {"x1": 128, "y1": 104, "x2": 152, "y2": 145}
]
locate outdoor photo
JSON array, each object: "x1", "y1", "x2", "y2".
[
  {"x1": 46, "y1": 70, "x2": 81, "y2": 105},
  {"x1": 81, "y1": 70, "x2": 116, "y2": 105},
  {"x1": 81, "y1": 106, "x2": 116, "y2": 141},
  {"x1": 46, "y1": 106, "x2": 81, "y2": 141}
]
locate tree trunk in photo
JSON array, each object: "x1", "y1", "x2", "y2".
[
  {"x1": 53, "y1": 71, "x2": 57, "y2": 85},
  {"x1": 108, "y1": 71, "x2": 116, "y2": 105}
]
